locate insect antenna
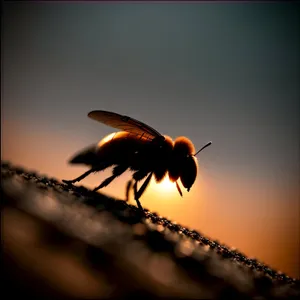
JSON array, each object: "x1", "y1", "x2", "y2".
[{"x1": 194, "y1": 141, "x2": 212, "y2": 157}]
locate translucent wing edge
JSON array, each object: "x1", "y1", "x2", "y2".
[{"x1": 88, "y1": 110, "x2": 163, "y2": 140}]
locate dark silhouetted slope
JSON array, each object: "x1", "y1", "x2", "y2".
[{"x1": 1, "y1": 161, "x2": 299, "y2": 300}]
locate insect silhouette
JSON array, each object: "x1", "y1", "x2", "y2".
[{"x1": 62, "y1": 110, "x2": 212, "y2": 215}]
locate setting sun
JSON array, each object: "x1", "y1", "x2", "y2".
[
  {"x1": 159, "y1": 176, "x2": 175, "y2": 191},
  {"x1": 151, "y1": 175, "x2": 175, "y2": 193}
]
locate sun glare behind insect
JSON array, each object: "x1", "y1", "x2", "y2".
[{"x1": 151, "y1": 175, "x2": 175, "y2": 194}]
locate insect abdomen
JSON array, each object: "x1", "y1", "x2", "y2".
[
  {"x1": 95, "y1": 132, "x2": 150, "y2": 165},
  {"x1": 68, "y1": 145, "x2": 98, "y2": 166}
]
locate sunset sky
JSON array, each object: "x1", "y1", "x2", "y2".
[{"x1": 2, "y1": 2, "x2": 299, "y2": 278}]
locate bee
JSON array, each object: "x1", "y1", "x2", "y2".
[{"x1": 63, "y1": 110, "x2": 211, "y2": 214}]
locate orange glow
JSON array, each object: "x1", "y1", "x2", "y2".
[
  {"x1": 152, "y1": 175, "x2": 175, "y2": 193},
  {"x1": 2, "y1": 119, "x2": 300, "y2": 279},
  {"x1": 148, "y1": 174, "x2": 182, "y2": 202},
  {"x1": 98, "y1": 132, "x2": 118, "y2": 147}
]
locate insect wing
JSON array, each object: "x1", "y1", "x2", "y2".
[{"x1": 88, "y1": 110, "x2": 163, "y2": 140}]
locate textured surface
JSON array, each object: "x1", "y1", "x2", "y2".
[{"x1": 1, "y1": 161, "x2": 299, "y2": 299}]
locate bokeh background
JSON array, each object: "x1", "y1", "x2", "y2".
[{"x1": 2, "y1": 2, "x2": 299, "y2": 278}]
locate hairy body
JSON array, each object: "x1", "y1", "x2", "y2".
[
  {"x1": 70, "y1": 131, "x2": 197, "y2": 189},
  {"x1": 63, "y1": 110, "x2": 211, "y2": 214}
]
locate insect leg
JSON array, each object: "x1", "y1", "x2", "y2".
[
  {"x1": 133, "y1": 180, "x2": 138, "y2": 196},
  {"x1": 62, "y1": 163, "x2": 110, "y2": 185},
  {"x1": 93, "y1": 165, "x2": 128, "y2": 192},
  {"x1": 136, "y1": 172, "x2": 153, "y2": 200},
  {"x1": 62, "y1": 168, "x2": 97, "y2": 184},
  {"x1": 129, "y1": 170, "x2": 151, "y2": 214},
  {"x1": 125, "y1": 180, "x2": 133, "y2": 202},
  {"x1": 176, "y1": 181, "x2": 183, "y2": 197},
  {"x1": 133, "y1": 180, "x2": 145, "y2": 214}
]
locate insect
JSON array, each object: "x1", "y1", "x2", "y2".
[{"x1": 62, "y1": 110, "x2": 211, "y2": 215}]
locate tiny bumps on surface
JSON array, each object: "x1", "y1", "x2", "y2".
[{"x1": 1, "y1": 160, "x2": 300, "y2": 300}]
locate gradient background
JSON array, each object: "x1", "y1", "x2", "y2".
[{"x1": 2, "y1": 2, "x2": 299, "y2": 278}]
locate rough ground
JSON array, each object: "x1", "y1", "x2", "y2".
[{"x1": 1, "y1": 161, "x2": 299, "y2": 300}]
